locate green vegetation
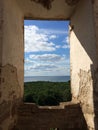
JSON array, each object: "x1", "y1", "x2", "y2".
[{"x1": 24, "y1": 81, "x2": 71, "y2": 106}]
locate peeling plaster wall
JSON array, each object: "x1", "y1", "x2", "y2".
[
  {"x1": 0, "y1": 0, "x2": 98, "y2": 130},
  {"x1": 2, "y1": 0, "x2": 24, "y2": 96},
  {"x1": 0, "y1": 65, "x2": 21, "y2": 130},
  {"x1": 70, "y1": 0, "x2": 98, "y2": 129},
  {"x1": 0, "y1": 0, "x2": 79, "y2": 129},
  {"x1": 0, "y1": 0, "x2": 23, "y2": 130}
]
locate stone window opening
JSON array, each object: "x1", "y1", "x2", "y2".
[{"x1": 23, "y1": 19, "x2": 72, "y2": 106}]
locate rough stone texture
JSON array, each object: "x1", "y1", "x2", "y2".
[
  {"x1": 93, "y1": 0, "x2": 98, "y2": 46},
  {"x1": 2, "y1": 0, "x2": 24, "y2": 95},
  {"x1": 0, "y1": 0, "x2": 98, "y2": 130},
  {"x1": 0, "y1": 0, "x2": 3, "y2": 66},
  {"x1": 70, "y1": 0, "x2": 98, "y2": 99},
  {"x1": 16, "y1": 0, "x2": 76, "y2": 20},
  {"x1": 93, "y1": 1, "x2": 98, "y2": 130},
  {"x1": 16, "y1": 102, "x2": 88, "y2": 130},
  {"x1": 0, "y1": 64, "x2": 21, "y2": 102},
  {"x1": 70, "y1": 0, "x2": 98, "y2": 129},
  {"x1": 78, "y1": 69, "x2": 93, "y2": 106},
  {"x1": 0, "y1": 64, "x2": 21, "y2": 130},
  {"x1": 78, "y1": 69, "x2": 94, "y2": 129},
  {"x1": 31, "y1": 0, "x2": 54, "y2": 10},
  {"x1": 0, "y1": 2, "x2": 23, "y2": 130}
]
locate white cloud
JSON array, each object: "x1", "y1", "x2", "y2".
[
  {"x1": 34, "y1": 64, "x2": 57, "y2": 70},
  {"x1": 63, "y1": 36, "x2": 70, "y2": 44},
  {"x1": 24, "y1": 53, "x2": 70, "y2": 76},
  {"x1": 24, "y1": 25, "x2": 57, "y2": 52},
  {"x1": 25, "y1": 64, "x2": 70, "y2": 76},
  {"x1": 25, "y1": 58, "x2": 35, "y2": 64},
  {"x1": 25, "y1": 63, "x2": 57, "y2": 71},
  {"x1": 29, "y1": 54, "x2": 64, "y2": 62},
  {"x1": 24, "y1": 24, "x2": 70, "y2": 76},
  {"x1": 62, "y1": 36, "x2": 70, "y2": 49},
  {"x1": 49, "y1": 35, "x2": 57, "y2": 39},
  {"x1": 55, "y1": 45, "x2": 61, "y2": 49},
  {"x1": 62, "y1": 44, "x2": 70, "y2": 49},
  {"x1": 40, "y1": 28, "x2": 68, "y2": 35},
  {"x1": 65, "y1": 36, "x2": 70, "y2": 44},
  {"x1": 24, "y1": 25, "x2": 69, "y2": 53}
]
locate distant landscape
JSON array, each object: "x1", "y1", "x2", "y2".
[
  {"x1": 24, "y1": 76, "x2": 70, "y2": 82},
  {"x1": 24, "y1": 20, "x2": 70, "y2": 106},
  {"x1": 24, "y1": 80, "x2": 71, "y2": 106}
]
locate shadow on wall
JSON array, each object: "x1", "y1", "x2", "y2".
[
  {"x1": 91, "y1": 65, "x2": 98, "y2": 130},
  {"x1": 70, "y1": 12, "x2": 98, "y2": 129}
]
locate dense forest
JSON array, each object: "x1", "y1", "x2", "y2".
[{"x1": 24, "y1": 81, "x2": 71, "y2": 106}]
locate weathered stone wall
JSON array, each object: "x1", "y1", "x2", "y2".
[
  {"x1": 0, "y1": 0, "x2": 23, "y2": 130},
  {"x1": 16, "y1": 102, "x2": 88, "y2": 130},
  {"x1": 0, "y1": 1, "x2": 79, "y2": 129},
  {"x1": 16, "y1": 0, "x2": 77, "y2": 20},
  {"x1": 0, "y1": 0, "x2": 3, "y2": 67},
  {"x1": 0, "y1": 0, "x2": 98, "y2": 130},
  {"x1": 2, "y1": 0, "x2": 24, "y2": 95},
  {"x1": 70, "y1": 0, "x2": 98, "y2": 129},
  {"x1": 93, "y1": 0, "x2": 98, "y2": 130},
  {"x1": 93, "y1": 0, "x2": 98, "y2": 49}
]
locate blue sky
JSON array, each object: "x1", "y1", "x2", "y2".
[{"x1": 24, "y1": 20, "x2": 70, "y2": 76}]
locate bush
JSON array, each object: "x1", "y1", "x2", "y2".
[
  {"x1": 24, "y1": 81, "x2": 71, "y2": 106},
  {"x1": 24, "y1": 94, "x2": 35, "y2": 103}
]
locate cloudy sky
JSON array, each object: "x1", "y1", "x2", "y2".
[{"x1": 24, "y1": 20, "x2": 70, "y2": 76}]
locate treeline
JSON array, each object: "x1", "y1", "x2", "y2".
[{"x1": 24, "y1": 81, "x2": 71, "y2": 106}]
